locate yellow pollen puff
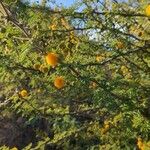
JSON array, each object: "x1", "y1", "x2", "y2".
[
  {"x1": 105, "y1": 124, "x2": 110, "y2": 129},
  {"x1": 101, "y1": 120, "x2": 110, "y2": 134},
  {"x1": 116, "y1": 41, "x2": 124, "y2": 49},
  {"x1": 121, "y1": 65, "x2": 129, "y2": 73},
  {"x1": 54, "y1": 76, "x2": 65, "y2": 89},
  {"x1": 125, "y1": 73, "x2": 132, "y2": 79},
  {"x1": 104, "y1": 120, "x2": 109, "y2": 125},
  {"x1": 61, "y1": 18, "x2": 70, "y2": 29},
  {"x1": 101, "y1": 124, "x2": 110, "y2": 134},
  {"x1": 33, "y1": 64, "x2": 40, "y2": 70},
  {"x1": 70, "y1": 31, "x2": 75, "y2": 38},
  {"x1": 20, "y1": 89, "x2": 28, "y2": 97},
  {"x1": 45, "y1": 52, "x2": 58, "y2": 67},
  {"x1": 42, "y1": 67, "x2": 48, "y2": 73},
  {"x1": 145, "y1": 4, "x2": 150, "y2": 17},
  {"x1": 11, "y1": 147, "x2": 18, "y2": 150},
  {"x1": 89, "y1": 81, "x2": 97, "y2": 89},
  {"x1": 138, "y1": 31, "x2": 143, "y2": 37},
  {"x1": 37, "y1": 89, "x2": 42, "y2": 93},
  {"x1": 137, "y1": 138, "x2": 144, "y2": 150},
  {"x1": 49, "y1": 24, "x2": 57, "y2": 30},
  {"x1": 96, "y1": 55, "x2": 105, "y2": 62},
  {"x1": 39, "y1": 65, "x2": 48, "y2": 73}
]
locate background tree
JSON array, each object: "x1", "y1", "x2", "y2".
[{"x1": 0, "y1": 0, "x2": 150, "y2": 149}]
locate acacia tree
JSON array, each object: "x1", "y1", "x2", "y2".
[{"x1": 0, "y1": 0, "x2": 150, "y2": 149}]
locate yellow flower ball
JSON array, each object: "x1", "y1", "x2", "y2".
[
  {"x1": 104, "y1": 120, "x2": 109, "y2": 125},
  {"x1": 101, "y1": 124, "x2": 110, "y2": 134},
  {"x1": 96, "y1": 55, "x2": 105, "y2": 62},
  {"x1": 20, "y1": 89, "x2": 28, "y2": 97},
  {"x1": 137, "y1": 138, "x2": 144, "y2": 150},
  {"x1": 49, "y1": 24, "x2": 57, "y2": 30},
  {"x1": 138, "y1": 31, "x2": 143, "y2": 37},
  {"x1": 11, "y1": 147, "x2": 18, "y2": 150},
  {"x1": 116, "y1": 41, "x2": 124, "y2": 49},
  {"x1": 45, "y1": 52, "x2": 58, "y2": 67},
  {"x1": 33, "y1": 64, "x2": 40, "y2": 70},
  {"x1": 37, "y1": 89, "x2": 42, "y2": 93},
  {"x1": 121, "y1": 65, "x2": 129, "y2": 73},
  {"x1": 61, "y1": 18, "x2": 70, "y2": 29},
  {"x1": 54, "y1": 76, "x2": 65, "y2": 89},
  {"x1": 125, "y1": 73, "x2": 132, "y2": 79},
  {"x1": 42, "y1": 66, "x2": 48, "y2": 73},
  {"x1": 145, "y1": 4, "x2": 150, "y2": 17},
  {"x1": 39, "y1": 65, "x2": 48, "y2": 73},
  {"x1": 104, "y1": 124, "x2": 110, "y2": 130},
  {"x1": 89, "y1": 81, "x2": 97, "y2": 89}
]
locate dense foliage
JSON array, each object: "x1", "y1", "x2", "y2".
[{"x1": 0, "y1": 0, "x2": 150, "y2": 149}]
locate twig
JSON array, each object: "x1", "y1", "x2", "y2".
[{"x1": 0, "y1": 1, "x2": 30, "y2": 37}]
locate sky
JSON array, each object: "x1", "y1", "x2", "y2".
[
  {"x1": 28, "y1": 0, "x2": 76, "y2": 7},
  {"x1": 26, "y1": 0, "x2": 130, "y2": 8}
]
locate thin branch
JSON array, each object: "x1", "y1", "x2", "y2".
[
  {"x1": 68, "y1": 65, "x2": 131, "y2": 103},
  {"x1": 80, "y1": 47, "x2": 144, "y2": 67},
  {"x1": 0, "y1": 1, "x2": 30, "y2": 37},
  {"x1": 26, "y1": 5, "x2": 147, "y2": 18}
]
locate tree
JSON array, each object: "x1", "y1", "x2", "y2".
[{"x1": 0, "y1": 0, "x2": 150, "y2": 149}]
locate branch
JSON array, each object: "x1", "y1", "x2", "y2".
[
  {"x1": 0, "y1": 1, "x2": 30, "y2": 37},
  {"x1": 80, "y1": 47, "x2": 145, "y2": 67},
  {"x1": 26, "y1": 5, "x2": 147, "y2": 18},
  {"x1": 68, "y1": 65, "x2": 131, "y2": 103}
]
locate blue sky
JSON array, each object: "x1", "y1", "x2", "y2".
[
  {"x1": 28, "y1": 0, "x2": 130, "y2": 7},
  {"x1": 54, "y1": 0, "x2": 75, "y2": 6},
  {"x1": 28, "y1": 0, "x2": 75, "y2": 7}
]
